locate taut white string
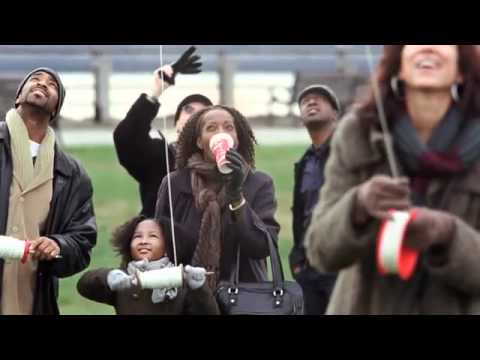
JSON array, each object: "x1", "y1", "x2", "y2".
[
  {"x1": 364, "y1": 45, "x2": 400, "y2": 178},
  {"x1": 159, "y1": 45, "x2": 178, "y2": 266}
]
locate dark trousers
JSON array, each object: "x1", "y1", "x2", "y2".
[{"x1": 295, "y1": 267, "x2": 336, "y2": 315}]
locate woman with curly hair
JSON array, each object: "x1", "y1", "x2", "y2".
[
  {"x1": 306, "y1": 45, "x2": 480, "y2": 314},
  {"x1": 155, "y1": 105, "x2": 280, "y2": 290},
  {"x1": 77, "y1": 216, "x2": 219, "y2": 315}
]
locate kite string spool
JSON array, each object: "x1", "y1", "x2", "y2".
[
  {"x1": 0, "y1": 236, "x2": 29, "y2": 263},
  {"x1": 136, "y1": 265, "x2": 184, "y2": 289},
  {"x1": 376, "y1": 210, "x2": 419, "y2": 280}
]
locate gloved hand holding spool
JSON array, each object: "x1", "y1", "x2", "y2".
[
  {"x1": 133, "y1": 265, "x2": 213, "y2": 290},
  {"x1": 356, "y1": 179, "x2": 456, "y2": 281},
  {"x1": 355, "y1": 175, "x2": 419, "y2": 280}
]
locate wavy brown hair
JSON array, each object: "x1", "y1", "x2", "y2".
[
  {"x1": 357, "y1": 45, "x2": 480, "y2": 126},
  {"x1": 176, "y1": 105, "x2": 257, "y2": 169}
]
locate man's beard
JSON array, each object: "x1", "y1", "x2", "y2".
[
  {"x1": 24, "y1": 95, "x2": 52, "y2": 116},
  {"x1": 304, "y1": 116, "x2": 335, "y2": 132}
]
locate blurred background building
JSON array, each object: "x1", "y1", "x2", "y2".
[{"x1": 0, "y1": 45, "x2": 384, "y2": 144}]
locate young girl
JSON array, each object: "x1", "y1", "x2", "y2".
[{"x1": 77, "y1": 216, "x2": 220, "y2": 315}]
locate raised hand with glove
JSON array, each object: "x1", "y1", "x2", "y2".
[
  {"x1": 354, "y1": 175, "x2": 412, "y2": 226},
  {"x1": 223, "y1": 148, "x2": 250, "y2": 209},
  {"x1": 157, "y1": 46, "x2": 202, "y2": 87},
  {"x1": 184, "y1": 265, "x2": 207, "y2": 290},
  {"x1": 151, "y1": 46, "x2": 202, "y2": 100},
  {"x1": 150, "y1": 65, "x2": 174, "y2": 99}
]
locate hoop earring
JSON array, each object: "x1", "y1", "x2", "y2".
[
  {"x1": 390, "y1": 76, "x2": 404, "y2": 99},
  {"x1": 451, "y1": 83, "x2": 461, "y2": 102}
]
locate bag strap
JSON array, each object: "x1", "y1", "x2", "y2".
[{"x1": 229, "y1": 226, "x2": 285, "y2": 294}]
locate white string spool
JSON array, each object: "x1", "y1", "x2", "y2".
[
  {"x1": 136, "y1": 265, "x2": 184, "y2": 289},
  {"x1": 0, "y1": 236, "x2": 29, "y2": 263}
]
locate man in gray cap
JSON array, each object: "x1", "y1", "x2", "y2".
[
  {"x1": 289, "y1": 84, "x2": 341, "y2": 315},
  {"x1": 0, "y1": 68, "x2": 97, "y2": 314}
]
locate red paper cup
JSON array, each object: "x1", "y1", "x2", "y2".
[
  {"x1": 209, "y1": 133, "x2": 234, "y2": 174},
  {"x1": 376, "y1": 210, "x2": 419, "y2": 280}
]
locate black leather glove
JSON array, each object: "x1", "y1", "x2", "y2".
[
  {"x1": 223, "y1": 148, "x2": 249, "y2": 204},
  {"x1": 158, "y1": 46, "x2": 202, "y2": 85}
]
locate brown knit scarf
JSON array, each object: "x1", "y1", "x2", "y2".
[{"x1": 187, "y1": 153, "x2": 227, "y2": 290}]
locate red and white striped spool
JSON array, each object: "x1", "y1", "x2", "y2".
[
  {"x1": 0, "y1": 236, "x2": 30, "y2": 263},
  {"x1": 376, "y1": 210, "x2": 419, "y2": 280}
]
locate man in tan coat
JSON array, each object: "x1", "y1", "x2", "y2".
[{"x1": 0, "y1": 67, "x2": 97, "y2": 315}]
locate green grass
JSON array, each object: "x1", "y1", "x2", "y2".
[{"x1": 59, "y1": 144, "x2": 306, "y2": 315}]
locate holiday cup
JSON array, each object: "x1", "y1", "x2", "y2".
[{"x1": 209, "y1": 133, "x2": 234, "y2": 174}]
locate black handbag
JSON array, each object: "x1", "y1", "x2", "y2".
[{"x1": 215, "y1": 230, "x2": 304, "y2": 315}]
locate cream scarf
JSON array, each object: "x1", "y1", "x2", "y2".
[{"x1": 1, "y1": 109, "x2": 55, "y2": 315}]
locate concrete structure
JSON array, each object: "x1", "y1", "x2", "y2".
[{"x1": 0, "y1": 45, "x2": 384, "y2": 123}]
